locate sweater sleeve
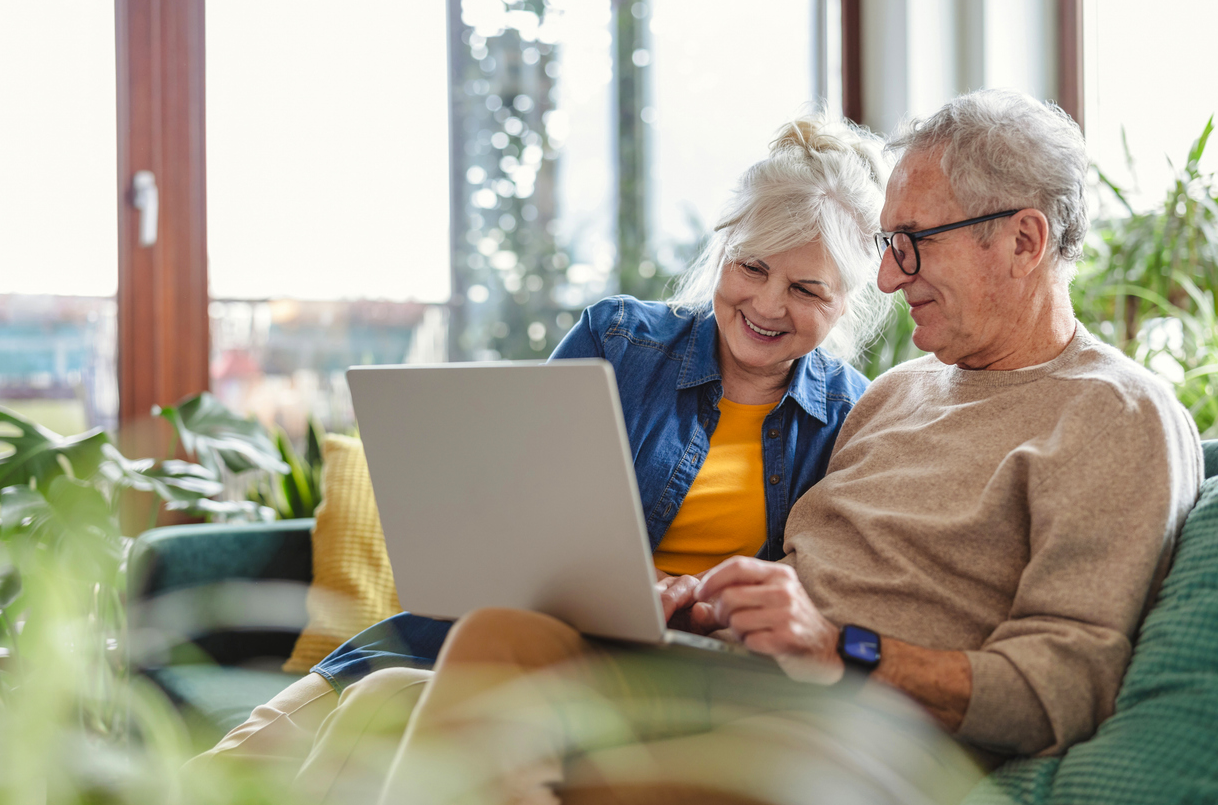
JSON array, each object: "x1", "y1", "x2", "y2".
[{"x1": 957, "y1": 389, "x2": 1201, "y2": 756}]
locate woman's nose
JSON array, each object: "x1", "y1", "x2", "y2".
[{"x1": 753, "y1": 283, "x2": 786, "y2": 318}]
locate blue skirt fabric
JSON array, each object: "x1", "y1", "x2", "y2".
[{"x1": 310, "y1": 612, "x2": 453, "y2": 693}]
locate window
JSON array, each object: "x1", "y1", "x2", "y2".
[
  {"x1": 649, "y1": 0, "x2": 815, "y2": 273},
  {"x1": 1083, "y1": 0, "x2": 1217, "y2": 210},
  {"x1": 448, "y1": 0, "x2": 832, "y2": 361},
  {"x1": 206, "y1": 1, "x2": 451, "y2": 438},
  {"x1": 0, "y1": 3, "x2": 118, "y2": 436}
]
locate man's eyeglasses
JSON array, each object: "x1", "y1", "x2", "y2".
[{"x1": 874, "y1": 209, "x2": 1019, "y2": 276}]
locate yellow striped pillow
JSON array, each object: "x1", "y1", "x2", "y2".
[{"x1": 282, "y1": 435, "x2": 402, "y2": 674}]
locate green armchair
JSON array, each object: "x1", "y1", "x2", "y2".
[{"x1": 127, "y1": 518, "x2": 315, "y2": 745}]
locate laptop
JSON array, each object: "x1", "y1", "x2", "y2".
[{"x1": 346, "y1": 359, "x2": 764, "y2": 659}]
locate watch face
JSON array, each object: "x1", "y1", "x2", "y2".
[{"x1": 841, "y1": 624, "x2": 880, "y2": 664}]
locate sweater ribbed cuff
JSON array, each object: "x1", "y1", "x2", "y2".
[{"x1": 958, "y1": 650, "x2": 1056, "y2": 756}]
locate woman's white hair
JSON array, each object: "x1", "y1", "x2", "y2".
[
  {"x1": 667, "y1": 113, "x2": 893, "y2": 365},
  {"x1": 886, "y1": 88, "x2": 1089, "y2": 277}
]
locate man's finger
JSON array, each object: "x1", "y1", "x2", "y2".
[
  {"x1": 696, "y1": 557, "x2": 795, "y2": 602},
  {"x1": 713, "y1": 582, "x2": 794, "y2": 617},
  {"x1": 726, "y1": 607, "x2": 803, "y2": 645}
]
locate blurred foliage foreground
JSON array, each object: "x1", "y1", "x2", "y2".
[
  {"x1": 0, "y1": 394, "x2": 294, "y2": 803},
  {"x1": 859, "y1": 117, "x2": 1218, "y2": 439}
]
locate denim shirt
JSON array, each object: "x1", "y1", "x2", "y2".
[
  {"x1": 311, "y1": 296, "x2": 868, "y2": 691},
  {"x1": 551, "y1": 295, "x2": 869, "y2": 560}
]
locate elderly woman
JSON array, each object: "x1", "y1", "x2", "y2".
[{"x1": 190, "y1": 114, "x2": 894, "y2": 798}]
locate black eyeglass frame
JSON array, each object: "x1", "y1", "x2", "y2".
[{"x1": 875, "y1": 209, "x2": 1020, "y2": 276}]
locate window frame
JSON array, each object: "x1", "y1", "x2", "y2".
[{"x1": 115, "y1": 0, "x2": 210, "y2": 450}]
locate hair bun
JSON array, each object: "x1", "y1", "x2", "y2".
[
  {"x1": 771, "y1": 113, "x2": 889, "y2": 191},
  {"x1": 771, "y1": 116, "x2": 848, "y2": 157}
]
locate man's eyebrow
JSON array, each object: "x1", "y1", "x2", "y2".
[{"x1": 883, "y1": 220, "x2": 921, "y2": 232}]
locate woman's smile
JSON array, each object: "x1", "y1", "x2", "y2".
[{"x1": 741, "y1": 312, "x2": 787, "y2": 340}]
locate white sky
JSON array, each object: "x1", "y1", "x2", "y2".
[
  {"x1": 0, "y1": 2, "x2": 118, "y2": 297},
  {"x1": 1, "y1": 2, "x2": 1214, "y2": 300},
  {"x1": 206, "y1": 1, "x2": 451, "y2": 302}
]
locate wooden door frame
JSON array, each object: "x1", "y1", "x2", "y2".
[{"x1": 115, "y1": 0, "x2": 209, "y2": 448}]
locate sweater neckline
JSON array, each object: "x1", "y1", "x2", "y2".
[{"x1": 944, "y1": 322, "x2": 1090, "y2": 387}]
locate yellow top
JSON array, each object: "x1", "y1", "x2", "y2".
[{"x1": 652, "y1": 398, "x2": 772, "y2": 576}]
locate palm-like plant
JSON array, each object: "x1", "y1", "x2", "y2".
[{"x1": 1073, "y1": 117, "x2": 1218, "y2": 436}]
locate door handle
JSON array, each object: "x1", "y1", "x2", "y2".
[{"x1": 132, "y1": 170, "x2": 159, "y2": 247}]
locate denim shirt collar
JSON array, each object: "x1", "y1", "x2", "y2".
[{"x1": 676, "y1": 307, "x2": 829, "y2": 425}]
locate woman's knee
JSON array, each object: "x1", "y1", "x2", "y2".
[{"x1": 337, "y1": 666, "x2": 433, "y2": 713}]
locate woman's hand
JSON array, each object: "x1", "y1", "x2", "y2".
[
  {"x1": 656, "y1": 573, "x2": 721, "y2": 635},
  {"x1": 696, "y1": 557, "x2": 844, "y2": 683}
]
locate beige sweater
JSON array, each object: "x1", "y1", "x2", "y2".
[{"x1": 784, "y1": 325, "x2": 1202, "y2": 756}]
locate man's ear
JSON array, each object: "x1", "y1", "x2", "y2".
[{"x1": 1011, "y1": 209, "x2": 1050, "y2": 279}]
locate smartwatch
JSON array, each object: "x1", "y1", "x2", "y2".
[{"x1": 837, "y1": 624, "x2": 882, "y2": 674}]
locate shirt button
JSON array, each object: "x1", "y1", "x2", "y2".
[
  {"x1": 768, "y1": 474, "x2": 781, "y2": 485},
  {"x1": 767, "y1": 429, "x2": 780, "y2": 439}
]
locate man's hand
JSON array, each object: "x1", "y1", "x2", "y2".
[
  {"x1": 696, "y1": 557, "x2": 844, "y2": 683},
  {"x1": 656, "y1": 573, "x2": 720, "y2": 635},
  {"x1": 694, "y1": 559, "x2": 973, "y2": 729}
]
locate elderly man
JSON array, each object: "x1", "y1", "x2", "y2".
[{"x1": 674, "y1": 87, "x2": 1203, "y2": 759}]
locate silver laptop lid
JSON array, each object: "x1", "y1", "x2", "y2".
[{"x1": 347, "y1": 360, "x2": 667, "y2": 643}]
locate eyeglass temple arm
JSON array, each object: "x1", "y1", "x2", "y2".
[{"x1": 909, "y1": 209, "x2": 1020, "y2": 239}]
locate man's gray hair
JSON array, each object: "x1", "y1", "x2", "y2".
[
  {"x1": 887, "y1": 88, "x2": 1089, "y2": 277},
  {"x1": 668, "y1": 113, "x2": 893, "y2": 365}
]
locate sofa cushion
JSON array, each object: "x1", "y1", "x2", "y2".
[{"x1": 283, "y1": 435, "x2": 402, "y2": 674}]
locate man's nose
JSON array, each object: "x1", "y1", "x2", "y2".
[{"x1": 876, "y1": 245, "x2": 914, "y2": 296}]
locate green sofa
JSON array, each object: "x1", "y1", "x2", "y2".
[
  {"x1": 128, "y1": 518, "x2": 316, "y2": 747},
  {"x1": 129, "y1": 443, "x2": 1218, "y2": 796}
]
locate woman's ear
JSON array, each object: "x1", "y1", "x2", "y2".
[{"x1": 1011, "y1": 209, "x2": 1050, "y2": 279}]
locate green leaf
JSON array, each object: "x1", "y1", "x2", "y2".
[
  {"x1": 275, "y1": 429, "x2": 314, "y2": 518},
  {"x1": 0, "y1": 564, "x2": 20, "y2": 610},
  {"x1": 97, "y1": 444, "x2": 223, "y2": 503},
  {"x1": 305, "y1": 418, "x2": 324, "y2": 469},
  {"x1": 1185, "y1": 115, "x2": 1214, "y2": 171},
  {"x1": 0, "y1": 479, "x2": 122, "y2": 582},
  {"x1": 0, "y1": 485, "x2": 53, "y2": 542},
  {"x1": 45, "y1": 476, "x2": 119, "y2": 542},
  {"x1": 167, "y1": 497, "x2": 276, "y2": 522},
  {"x1": 0, "y1": 408, "x2": 111, "y2": 490},
  {"x1": 154, "y1": 392, "x2": 289, "y2": 476}
]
